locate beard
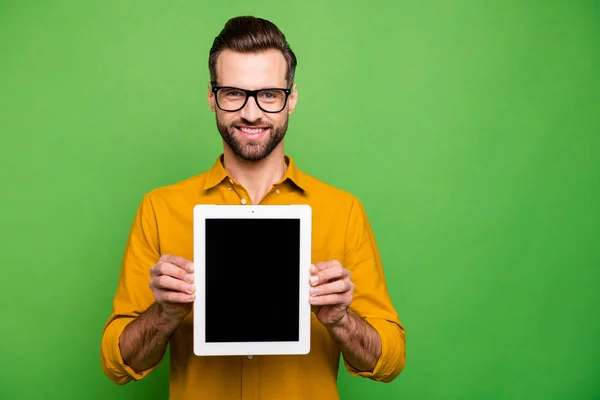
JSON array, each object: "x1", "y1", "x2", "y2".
[{"x1": 216, "y1": 114, "x2": 288, "y2": 162}]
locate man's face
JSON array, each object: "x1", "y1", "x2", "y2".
[{"x1": 208, "y1": 49, "x2": 297, "y2": 162}]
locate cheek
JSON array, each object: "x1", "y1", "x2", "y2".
[
  {"x1": 217, "y1": 112, "x2": 238, "y2": 127},
  {"x1": 267, "y1": 114, "x2": 286, "y2": 128}
]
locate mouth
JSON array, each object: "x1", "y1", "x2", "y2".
[{"x1": 236, "y1": 126, "x2": 269, "y2": 140}]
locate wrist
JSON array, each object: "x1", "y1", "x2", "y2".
[
  {"x1": 327, "y1": 310, "x2": 356, "y2": 344},
  {"x1": 153, "y1": 303, "x2": 184, "y2": 335}
]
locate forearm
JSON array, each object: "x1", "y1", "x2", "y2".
[
  {"x1": 326, "y1": 309, "x2": 382, "y2": 372},
  {"x1": 119, "y1": 302, "x2": 181, "y2": 373}
]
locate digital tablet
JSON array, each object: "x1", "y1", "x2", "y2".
[{"x1": 192, "y1": 204, "x2": 312, "y2": 356}]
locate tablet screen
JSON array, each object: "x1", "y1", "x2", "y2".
[{"x1": 204, "y1": 218, "x2": 301, "y2": 343}]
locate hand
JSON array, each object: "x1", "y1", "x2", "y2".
[
  {"x1": 149, "y1": 254, "x2": 196, "y2": 321},
  {"x1": 309, "y1": 260, "x2": 354, "y2": 326}
]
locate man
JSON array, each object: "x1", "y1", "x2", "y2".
[{"x1": 101, "y1": 15, "x2": 405, "y2": 400}]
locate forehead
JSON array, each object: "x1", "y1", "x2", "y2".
[{"x1": 215, "y1": 49, "x2": 287, "y2": 89}]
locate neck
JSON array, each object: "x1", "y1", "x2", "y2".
[{"x1": 222, "y1": 144, "x2": 287, "y2": 204}]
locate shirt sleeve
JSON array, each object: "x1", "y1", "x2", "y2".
[
  {"x1": 341, "y1": 198, "x2": 406, "y2": 383},
  {"x1": 100, "y1": 193, "x2": 162, "y2": 384}
]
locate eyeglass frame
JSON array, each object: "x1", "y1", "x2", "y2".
[{"x1": 211, "y1": 85, "x2": 293, "y2": 113}]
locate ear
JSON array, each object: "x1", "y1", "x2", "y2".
[
  {"x1": 288, "y1": 83, "x2": 298, "y2": 115},
  {"x1": 207, "y1": 81, "x2": 216, "y2": 112}
]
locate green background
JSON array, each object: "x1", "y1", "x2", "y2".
[{"x1": 1, "y1": 0, "x2": 599, "y2": 399}]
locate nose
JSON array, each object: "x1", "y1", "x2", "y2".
[{"x1": 240, "y1": 96, "x2": 263, "y2": 123}]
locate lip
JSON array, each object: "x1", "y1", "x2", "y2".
[{"x1": 236, "y1": 126, "x2": 269, "y2": 139}]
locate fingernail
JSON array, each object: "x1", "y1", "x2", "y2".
[
  {"x1": 186, "y1": 263, "x2": 194, "y2": 272},
  {"x1": 185, "y1": 274, "x2": 194, "y2": 283},
  {"x1": 186, "y1": 284, "x2": 194, "y2": 293},
  {"x1": 310, "y1": 276, "x2": 318, "y2": 285},
  {"x1": 310, "y1": 287, "x2": 319, "y2": 295},
  {"x1": 310, "y1": 264, "x2": 317, "y2": 273}
]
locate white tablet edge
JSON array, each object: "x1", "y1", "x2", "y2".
[{"x1": 192, "y1": 204, "x2": 312, "y2": 356}]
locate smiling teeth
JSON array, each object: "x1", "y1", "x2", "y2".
[{"x1": 240, "y1": 127, "x2": 265, "y2": 134}]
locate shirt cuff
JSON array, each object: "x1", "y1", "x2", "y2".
[
  {"x1": 342, "y1": 317, "x2": 406, "y2": 383},
  {"x1": 101, "y1": 317, "x2": 159, "y2": 384}
]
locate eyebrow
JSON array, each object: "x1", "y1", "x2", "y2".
[{"x1": 217, "y1": 85, "x2": 288, "y2": 89}]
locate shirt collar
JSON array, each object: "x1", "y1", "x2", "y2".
[{"x1": 202, "y1": 154, "x2": 309, "y2": 192}]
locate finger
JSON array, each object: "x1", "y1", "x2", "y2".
[
  {"x1": 313, "y1": 260, "x2": 341, "y2": 272},
  {"x1": 155, "y1": 290, "x2": 196, "y2": 304},
  {"x1": 152, "y1": 263, "x2": 194, "y2": 283},
  {"x1": 151, "y1": 275, "x2": 195, "y2": 294},
  {"x1": 151, "y1": 263, "x2": 190, "y2": 282},
  {"x1": 159, "y1": 254, "x2": 194, "y2": 272},
  {"x1": 311, "y1": 264, "x2": 348, "y2": 286},
  {"x1": 310, "y1": 264, "x2": 318, "y2": 275},
  {"x1": 310, "y1": 279, "x2": 353, "y2": 296},
  {"x1": 310, "y1": 293, "x2": 351, "y2": 306}
]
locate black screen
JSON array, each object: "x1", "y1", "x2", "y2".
[{"x1": 204, "y1": 218, "x2": 300, "y2": 342}]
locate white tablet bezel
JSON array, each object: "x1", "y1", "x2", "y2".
[{"x1": 192, "y1": 204, "x2": 312, "y2": 356}]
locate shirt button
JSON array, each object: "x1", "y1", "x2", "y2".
[
  {"x1": 241, "y1": 198, "x2": 247, "y2": 205},
  {"x1": 275, "y1": 189, "x2": 280, "y2": 194},
  {"x1": 247, "y1": 355, "x2": 253, "y2": 359},
  {"x1": 229, "y1": 178, "x2": 233, "y2": 184},
  {"x1": 227, "y1": 187, "x2": 232, "y2": 191}
]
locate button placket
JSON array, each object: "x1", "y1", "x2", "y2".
[
  {"x1": 226, "y1": 178, "x2": 250, "y2": 205},
  {"x1": 236, "y1": 185, "x2": 251, "y2": 205}
]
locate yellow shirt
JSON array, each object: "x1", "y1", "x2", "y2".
[{"x1": 101, "y1": 155, "x2": 406, "y2": 400}]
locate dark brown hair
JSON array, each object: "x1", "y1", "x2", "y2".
[{"x1": 209, "y1": 16, "x2": 297, "y2": 87}]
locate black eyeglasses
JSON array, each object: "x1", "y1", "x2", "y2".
[{"x1": 211, "y1": 86, "x2": 292, "y2": 113}]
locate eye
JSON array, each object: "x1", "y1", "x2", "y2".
[
  {"x1": 220, "y1": 88, "x2": 245, "y2": 98},
  {"x1": 259, "y1": 90, "x2": 283, "y2": 100}
]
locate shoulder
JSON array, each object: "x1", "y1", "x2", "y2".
[
  {"x1": 298, "y1": 170, "x2": 374, "y2": 250},
  {"x1": 299, "y1": 169, "x2": 365, "y2": 216},
  {"x1": 139, "y1": 171, "x2": 210, "y2": 207},
  {"x1": 305, "y1": 174, "x2": 357, "y2": 202}
]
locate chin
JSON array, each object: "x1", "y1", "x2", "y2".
[
  {"x1": 219, "y1": 124, "x2": 284, "y2": 162},
  {"x1": 236, "y1": 147, "x2": 271, "y2": 162}
]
